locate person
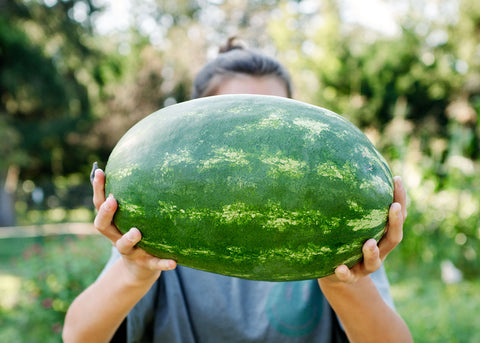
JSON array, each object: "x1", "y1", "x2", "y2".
[{"x1": 63, "y1": 38, "x2": 412, "y2": 343}]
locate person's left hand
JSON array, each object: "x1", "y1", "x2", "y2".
[{"x1": 320, "y1": 176, "x2": 407, "y2": 284}]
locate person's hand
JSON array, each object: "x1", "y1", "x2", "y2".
[
  {"x1": 320, "y1": 176, "x2": 407, "y2": 284},
  {"x1": 92, "y1": 165, "x2": 176, "y2": 283}
]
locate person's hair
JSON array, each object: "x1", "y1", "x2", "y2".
[{"x1": 191, "y1": 37, "x2": 293, "y2": 99}]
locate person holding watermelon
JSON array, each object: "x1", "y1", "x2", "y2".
[{"x1": 64, "y1": 39, "x2": 412, "y2": 343}]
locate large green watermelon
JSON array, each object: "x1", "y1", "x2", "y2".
[{"x1": 105, "y1": 94, "x2": 393, "y2": 281}]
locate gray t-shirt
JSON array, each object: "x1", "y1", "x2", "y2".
[{"x1": 102, "y1": 248, "x2": 395, "y2": 343}]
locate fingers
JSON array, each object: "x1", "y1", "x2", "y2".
[
  {"x1": 376, "y1": 175, "x2": 406, "y2": 260},
  {"x1": 92, "y1": 168, "x2": 107, "y2": 210},
  {"x1": 379, "y1": 202, "x2": 404, "y2": 259},
  {"x1": 90, "y1": 163, "x2": 177, "y2": 275},
  {"x1": 393, "y1": 176, "x2": 407, "y2": 220},
  {"x1": 116, "y1": 228, "x2": 142, "y2": 255},
  {"x1": 152, "y1": 258, "x2": 177, "y2": 271},
  {"x1": 94, "y1": 194, "x2": 122, "y2": 243},
  {"x1": 326, "y1": 177, "x2": 407, "y2": 285},
  {"x1": 334, "y1": 265, "x2": 352, "y2": 283},
  {"x1": 117, "y1": 228, "x2": 177, "y2": 271},
  {"x1": 91, "y1": 165, "x2": 122, "y2": 243},
  {"x1": 362, "y1": 238, "x2": 381, "y2": 272},
  {"x1": 325, "y1": 177, "x2": 407, "y2": 285},
  {"x1": 333, "y1": 239, "x2": 381, "y2": 283},
  {"x1": 90, "y1": 161, "x2": 98, "y2": 184}
]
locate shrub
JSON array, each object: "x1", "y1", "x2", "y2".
[{"x1": 0, "y1": 235, "x2": 110, "y2": 342}]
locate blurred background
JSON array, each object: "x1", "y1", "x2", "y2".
[{"x1": 0, "y1": 0, "x2": 479, "y2": 341}]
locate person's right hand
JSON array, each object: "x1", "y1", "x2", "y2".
[{"x1": 92, "y1": 167, "x2": 177, "y2": 283}]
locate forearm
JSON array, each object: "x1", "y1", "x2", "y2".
[
  {"x1": 318, "y1": 276, "x2": 412, "y2": 343},
  {"x1": 63, "y1": 258, "x2": 160, "y2": 343}
]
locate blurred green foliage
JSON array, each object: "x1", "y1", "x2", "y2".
[
  {"x1": 0, "y1": 0, "x2": 480, "y2": 340},
  {"x1": 0, "y1": 234, "x2": 477, "y2": 342},
  {"x1": 1, "y1": 1, "x2": 100, "y2": 178},
  {"x1": 0, "y1": 235, "x2": 111, "y2": 342},
  {"x1": 387, "y1": 265, "x2": 480, "y2": 343},
  {"x1": 3, "y1": 0, "x2": 478, "y2": 275}
]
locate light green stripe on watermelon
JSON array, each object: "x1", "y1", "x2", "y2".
[
  {"x1": 201, "y1": 147, "x2": 250, "y2": 168},
  {"x1": 108, "y1": 164, "x2": 140, "y2": 181},
  {"x1": 106, "y1": 94, "x2": 393, "y2": 281}
]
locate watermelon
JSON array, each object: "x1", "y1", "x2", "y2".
[{"x1": 105, "y1": 94, "x2": 393, "y2": 281}]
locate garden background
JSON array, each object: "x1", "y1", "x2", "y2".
[{"x1": 1, "y1": 0, "x2": 480, "y2": 341}]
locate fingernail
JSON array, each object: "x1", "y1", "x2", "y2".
[
  {"x1": 161, "y1": 260, "x2": 175, "y2": 270},
  {"x1": 90, "y1": 162, "x2": 98, "y2": 184},
  {"x1": 125, "y1": 228, "x2": 137, "y2": 242},
  {"x1": 103, "y1": 200, "x2": 112, "y2": 211},
  {"x1": 336, "y1": 265, "x2": 349, "y2": 278},
  {"x1": 393, "y1": 203, "x2": 402, "y2": 218},
  {"x1": 368, "y1": 239, "x2": 377, "y2": 252},
  {"x1": 104, "y1": 195, "x2": 114, "y2": 210},
  {"x1": 395, "y1": 176, "x2": 403, "y2": 188}
]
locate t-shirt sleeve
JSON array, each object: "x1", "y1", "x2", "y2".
[
  {"x1": 98, "y1": 246, "x2": 122, "y2": 279},
  {"x1": 370, "y1": 264, "x2": 396, "y2": 310}
]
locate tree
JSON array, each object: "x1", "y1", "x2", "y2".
[{"x1": 0, "y1": 0, "x2": 118, "y2": 225}]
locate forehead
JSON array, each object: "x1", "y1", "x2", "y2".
[{"x1": 213, "y1": 74, "x2": 289, "y2": 98}]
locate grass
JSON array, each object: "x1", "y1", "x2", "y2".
[
  {"x1": 0, "y1": 236, "x2": 73, "y2": 310},
  {"x1": 0, "y1": 236, "x2": 45, "y2": 272},
  {"x1": 384, "y1": 248, "x2": 480, "y2": 343},
  {"x1": 0, "y1": 233, "x2": 478, "y2": 342},
  {"x1": 388, "y1": 270, "x2": 480, "y2": 343},
  {"x1": 0, "y1": 236, "x2": 55, "y2": 309},
  {"x1": 0, "y1": 234, "x2": 111, "y2": 342}
]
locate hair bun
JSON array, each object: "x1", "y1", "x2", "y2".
[{"x1": 219, "y1": 37, "x2": 246, "y2": 53}]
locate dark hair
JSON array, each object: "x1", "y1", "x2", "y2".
[{"x1": 191, "y1": 38, "x2": 293, "y2": 99}]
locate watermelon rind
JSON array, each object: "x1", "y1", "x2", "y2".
[{"x1": 105, "y1": 94, "x2": 393, "y2": 281}]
